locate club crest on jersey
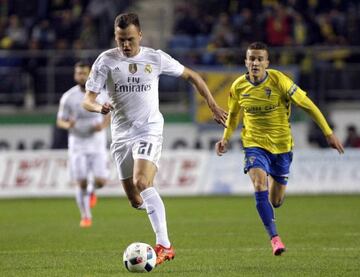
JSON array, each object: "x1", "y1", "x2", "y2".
[
  {"x1": 129, "y1": 63, "x2": 137, "y2": 74},
  {"x1": 144, "y1": 64, "x2": 152, "y2": 73},
  {"x1": 249, "y1": 156, "x2": 256, "y2": 165},
  {"x1": 264, "y1": 87, "x2": 272, "y2": 98}
]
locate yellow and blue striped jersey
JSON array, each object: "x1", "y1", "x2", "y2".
[{"x1": 224, "y1": 69, "x2": 332, "y2": 154}]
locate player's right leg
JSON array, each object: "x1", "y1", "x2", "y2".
[
  {"x1": 70, "y1": 152, "x2": 92, "y2": 227},
  {"x1": 245, "y1": 147, "x2": 284, "y2": 255},
  {"x1": 132, "y1": 135, "x2": 175, "y2": 265},
  {"x1": 268, "y1": 151, "x2": 292, "y2": 209},
  {"x1": 111, "y1": 137, "x2": 175, "y2": 265},
  {"x1": 268, "y1": 177, "x2": 287, "y2": 208},
  {"x1": 76, "y1": 180, "x2": 92, "y2": 228}
]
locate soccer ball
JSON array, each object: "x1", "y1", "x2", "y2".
[{"x1": 123, "y1": 242, "x2": 156, "y2": 273}]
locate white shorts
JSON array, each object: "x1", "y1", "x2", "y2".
[
  {"x1": 111, "y1": 134, "x2": 163, "y2": 180},
  {"x1": 69, "y1": 151, "x2": 109, "y2": 181}
]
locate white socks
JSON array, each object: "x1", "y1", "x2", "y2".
[
  {"x1": 87, "y1": 181, "x2": 95, "y2": 194},
  {"x1": 140, "y1": 187, "x2": 171, "y2": 248},
  {"x1": 136, "y1": 202, "x2": 146, "y2": 210},
  {"x1": 76, "y1": 186, "x2": 92, "y2": 219}
]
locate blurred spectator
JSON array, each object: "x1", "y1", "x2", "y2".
[
  {"x1": 5, "y1": 15, "x2": 28, "y2": 49},
  {"x1": 71, "y1": 0, "x2": 85, "y2": 19},
  {"x1": 292, "y1": 12, "x2": 307, "y2": 46},
  {"x1": 233, "y1": 8, "x2": 260, "y2": 47},
  {"x1": 210, "y1": 12, "x2": 235, "y2": 47},
  {"x1": 31, "y1": 19, "x2": 56, "y2": 49},
  {"x1": 173, "y1": 3, "x2": 202, "y2": 36},
  {"x1": 346, "y1": 5, "x2": 360, "y2": 45},
  {"x1": 78, "y1": 15, "x2": 98, "y2": 49},
  {"x1": 24, "y1": 39, "x2": 47, "y2": 105},
  {"x1": 343, "y1": 125, "x2": 360, "y2": 148},
  {"x1": 53, "y1": 9, "x2": 78, "y2": 43},
  {"x1": 86, "y1": 0, "x2": 130, "y2": 47},
  {"x1": 265, "y1": 4, "x2": 292, "y2": 46}
]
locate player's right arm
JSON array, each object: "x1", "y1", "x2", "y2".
[
  {"x1": 83, "y1": 53, "x2": 113, "y2": 114},
  {"x1": 82, "y1": 91, "x2": 113, "y2": 114},
  {"x1": 56, "y1": 118, "x2": 75, "y2": 130},
  {"x1": 57, "y1": 93, "x2": 75, "y2": 130},
  {"x1": 215, "y1": 88, "x2": 243, "y2": 156},
  {"x1": 215, "y1": 110, "x2": 243, "y2": 156}
]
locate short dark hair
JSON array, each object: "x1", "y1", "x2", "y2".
[
  {"x1": 247, "y1": 41, "x2": 269, "y2": 52},
  {"x1": 114, "y1": 13, "x2": 141, "y2": 30},
  {"x1": 74, "y1": 61, "x2": 90, "y2": 69}
]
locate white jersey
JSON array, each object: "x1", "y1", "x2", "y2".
[
  {"x1": 85, "y1": 46, "x2": 185, "y2": 142},
  {"x1": 57, "y1": 85, "x2": 108, "y2": 153}
]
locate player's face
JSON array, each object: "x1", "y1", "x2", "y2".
[
  {"x1": 115, "y1": 24, "x2": 142, "y2": 57},
  {"x1": 245, "y1": 49, "x2": 269, "y2": 80},
  {"x1": 74, "y1": 66, "x2": 90, "y2": 88}
]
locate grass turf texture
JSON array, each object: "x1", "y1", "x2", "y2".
[{"x1": 0, "y1": 195, "x2": 359, "y2": 277}]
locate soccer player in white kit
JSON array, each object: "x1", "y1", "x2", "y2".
[
  {"x1": 82, "y1": 13, "x2": 228, "y2": 265},
  {"x1": 57, "y1": 62, "x2": 110, "y2": 228}
]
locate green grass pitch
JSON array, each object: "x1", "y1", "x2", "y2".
[{"x1": 0, "y1": 195, "x2": 359, "y2": 276}]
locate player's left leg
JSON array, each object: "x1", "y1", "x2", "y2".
[
  {"x1": 133, "y1": 159, "x2": 175, "y2": 265},
  {"x1": 134, "y1": 159, "x2": 169, "y2": 246},
  {"x1": 76, "y1": 180, "x2": 92, "y2": 228},
  {"x1": 268, "y1": 178, "x2": 287, "y2": 254},
  {"x1": 89, "y1": 152, "x2": 110, "y2": 208},
  {"x1": 268, "y1": 151, "x2": 292, "y2": 208},
  {"x1": 268, "y1": 177, "x2": 287, "y2": 208}
]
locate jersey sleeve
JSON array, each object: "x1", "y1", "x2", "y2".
[
  {"x1": 57, "y1": 94, "x2": 71, "y2": 120},
  {"x1": 96, "y1": 89, "x2": 109, "y2": 105},
  {"x1": 278, "y1": 71, "x2": 333, "y2": 136},
  {"x1": 223, "y1": 83, "x2": 241, "y2": 140},
  {"x1": 277, "y1": 71, "x2": 307, "y2": 102},
  {"x1": 228, "y1": 84, "x2": 241, "y2": 113},
  {"x1": 86, "y1": 54, "x2": 110, "y2": 93},
  {"x1": 157, "y1": 50, "x2": 185, "y2": 77}
]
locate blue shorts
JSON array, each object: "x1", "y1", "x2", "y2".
[{"x1": 243, "y1": 147, "x2": 293, "y2": 185}]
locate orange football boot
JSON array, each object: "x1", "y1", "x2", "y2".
[
  {"x1": 90, "y1": 192, "x2": 97, "y2": 208},
  {"x1": 80, "y1": 218, "x2": 92, "y2": 228},
  {"x1": 154, "y1": 244, "x2": 175, "y2": 265}
]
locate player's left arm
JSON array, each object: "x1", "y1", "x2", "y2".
[
  {"x1": 181, "y1": 67, "x2": 228, "y2": 127},
  {"x1": 291, "y1": 91, "x2": 344, "y2": 154}
]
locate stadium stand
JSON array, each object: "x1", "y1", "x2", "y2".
[{"x1": 0, "y1": 0, "x2": 360, "y2": 106}]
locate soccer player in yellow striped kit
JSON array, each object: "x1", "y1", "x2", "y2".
[{"x1": 215, "y1": 42, "x2": 344, "y2": 255}]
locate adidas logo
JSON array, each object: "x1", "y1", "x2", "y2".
[{"x1": 114, "y1": 67, "x2": 120, "y2": 71}]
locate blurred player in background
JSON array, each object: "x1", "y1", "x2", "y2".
[
  {"x1": 57, "y1": 61, "x2": 110, "y2": 228},
  {"x1": 215, "y1": 42, "x2": 344, "y2": 255},
  {"x1": 83, "y1": 13, "x2": 227, "y2": 265}
]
